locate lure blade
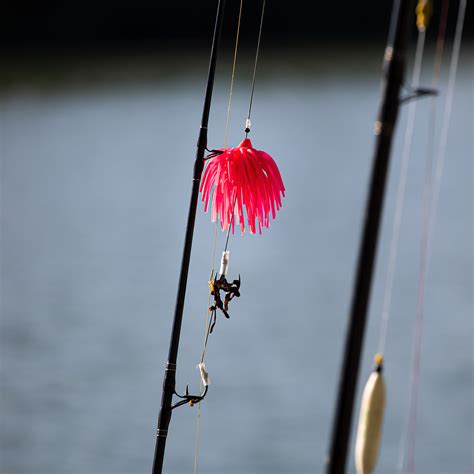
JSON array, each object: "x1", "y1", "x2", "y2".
[{"x1": 354, "y1": 355, "x2": 386, "y2": 474}]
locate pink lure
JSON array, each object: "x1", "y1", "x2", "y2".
[{"x1": 200, "y1": 138, "x2": 285, "y2": 234}]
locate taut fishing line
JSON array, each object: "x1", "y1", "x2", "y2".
[
  {"x1": 400, "y1": 0, "x2": 467, "y2": 471},
  {"x1": 193, "y1": 1, "x2": 243, "y2": 471},
  {"x1": 377, "y1": 17, "x2": 428, "y2": 358},
  {"x1": 193, "y1": 0, "x2": 282, "y2": 470},
  {"x1": 396, "y1": 0, "x2": 451, "y2": 471},
  {"x1": 353, "y1": 0, "x2": 460, "y2": 471},
  {"x1": 222, "y1": 0, "x2": 267, "y2": 250},
  {"x1": 245, "y1": 0, "x2": 266, "y2": 136},
  {"x1": 152, "y1": 0, "x2": 228, "y2": 471}
]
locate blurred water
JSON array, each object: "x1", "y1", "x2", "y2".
[{"x1": 0, "y1": 45, "x2": 472, "y2": 474}]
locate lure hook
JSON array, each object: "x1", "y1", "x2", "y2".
[
  {"x1": 172, "y1": 385, "x2": 209, "y2": 410},
  {"x1": 204, "y1": 148, "x2": 224, "y2": 161}
]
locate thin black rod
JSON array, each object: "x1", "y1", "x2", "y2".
[
  {"x1": 326, "y1": 0, "x2": 414, "y2": 472},
  {"x1": 151, "y1": 1, "x2": 226, "y2": 473}
]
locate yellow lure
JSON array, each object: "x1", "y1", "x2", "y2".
[{"x1": 416, "y1": 0, "x2": 432, "y2": 32}]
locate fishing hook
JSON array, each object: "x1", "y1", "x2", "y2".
[
  {"x1": 172, "y1": 384, "x2": 209, "y2": 410},
  {"x1": 208, "y1": 273, "x2": 241, "y2": 329},
  {"x1": 170, "y1": 274, "x2": 242, "y2": 410},
  {"x1": 204, "y1": 148, "x2": 224, "y2": 161}
]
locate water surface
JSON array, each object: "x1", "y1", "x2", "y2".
[{"x1": 1, "y1": 45, "x2": 472, "y2": 473}]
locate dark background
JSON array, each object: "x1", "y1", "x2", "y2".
[{"x1": 1, "y1": 0, "x2": 472, "y2": 53}]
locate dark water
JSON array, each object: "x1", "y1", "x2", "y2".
[{"x1": 1, "y1": 45, "x2": 472, "y2": 473}]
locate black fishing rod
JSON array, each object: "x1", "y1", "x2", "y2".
[
  {"x1": 151, "y1": 1, "x2": 226, "y2": 472},
  {"x1": 326, "y1": 0, "x2": 415, "y2": 472}
]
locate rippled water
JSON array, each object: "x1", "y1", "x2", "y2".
[{"x1": 1, "y1": 45, "x2": 472, "y2": 473}]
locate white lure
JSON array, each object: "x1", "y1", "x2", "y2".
[
  {"x1": 197, "y1": 362, "x2": 210, "y2": 387},
  {"x1": 355, "y1": 354, "x2": 386, "y2": 474},
  {"x1": 219, "y1": 251, "x2": 230, "y2": 277}
]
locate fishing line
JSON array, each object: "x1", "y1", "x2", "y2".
[
  {"x1": 386, "y1": 0, "x2": 402, "y2": 52},
  {"x1": 245, "y1": 0, "x2": 266, "y2": 136},
  {"x1": 223, "y1": 0, "x2": 267, "y2": 253},
  {"x1": 223, "y1": 0, "x2": 244, "y2": 148},
  {"x1": 220, "y1": 0, "x2": 268, "y2": 254},
  {"x1": 377, "y1": 25, "x2": 427, "y2": 357},
  {"x1": 398, "y1": 0, "x2": 466, "y2": 471},
  {"x1": 221, "y1": 0, "x2": 267, "y2": 260},
  {"x1": 431, "y1": 0, "x2": 466, "y2": 221},
  {"x1": 223, "y1": 196, "x2": 238, "y2": 252},
  {"x1": 396, "y1": 1, "x2": 450, "y2": 471},
  {"x1": 353, "y1": 7, "x2": 429, "y2": 474},
  {"x1": 197, "y1": 0, "x2": 268, "y2": 368},
  {"x1": 193, "y1": 223, "x2": 217, "y2": 474},
  {"x1": 193, "y1": 2, "x2": 244, "y2": 471},
  {"x1": 194, "y1": 1, "x2": 269, "y2": 468}
]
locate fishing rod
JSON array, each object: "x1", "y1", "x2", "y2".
[
  {"x1": 326, "y1": 0, "x2": 416, "y2": 472},
  {"x1": 151, "y1": 0, "x2": 226, "y2": 472}
]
